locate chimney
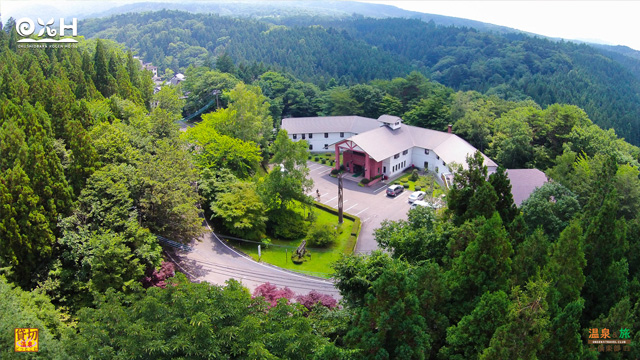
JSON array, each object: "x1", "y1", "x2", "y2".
[{"x1": 447, "y1": 124, "x2": 452, "y2": 134}]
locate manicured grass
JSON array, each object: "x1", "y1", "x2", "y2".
[
  {"x1": 308, "y1": 152, "x2": 342, "y2": 167},
  {"x1": 230, "y1": 205, "x2": 355, "y2": 278},
  {"x1": 392, "y1": 171, "x2": 446, "y2": 198}
]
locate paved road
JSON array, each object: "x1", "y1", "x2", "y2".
[
  {"x1": 306, "y1": 161, "x2": 411, "y2": 253},
  {"x1": 167, "y1": 223, "x2": 340, "y2": 298},
  {"x1": 166, "y1": 160, "x2": 408, "y2": 297}
]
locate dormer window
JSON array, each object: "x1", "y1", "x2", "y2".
[
  {"x1": 425, "y1": 149, "x2": 429, "y2": 155},
  {"x1": 293, "y1": 134, "x2": 297, "y2": 139}
]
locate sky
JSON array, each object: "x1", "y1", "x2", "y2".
[
  {"x1": 365, "y1": 1, "x2": 640, "y2": 51},
  {"x1": 3, "y1": 0, "x2": 640, "y2": 51}
]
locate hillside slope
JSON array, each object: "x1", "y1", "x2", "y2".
[{"x1": 82, "y1": 11, "x2": 640, "y2": 145}]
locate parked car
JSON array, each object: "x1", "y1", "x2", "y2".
[
  {"x1": 386, "y1": 184, "x2": 404, "y2": 197},
  {"x1": 408, "y1": 191, "x2": 426, "y2": 203},
  {"x1": 410, "y1": 200, "x2": 436, "y2": 210}
]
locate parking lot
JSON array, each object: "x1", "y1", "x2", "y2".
[{"x1": 306, "y1": 161, "x2": 412, "y2": 253}]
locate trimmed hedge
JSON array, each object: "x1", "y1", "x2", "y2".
[{"x1": 344, "y1": 235, "x2": 357, "y2": 254}]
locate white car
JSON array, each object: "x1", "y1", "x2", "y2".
[
  {"x1": 410, "y1": 200, "x2": 436, "y2": 210},
  {"x1": 408, "y1": 191, "x2": 426, "y2": 203}
]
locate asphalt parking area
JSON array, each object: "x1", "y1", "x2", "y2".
[{"x1": 306, "y1": 161, "x2": 411, "y2": 253}]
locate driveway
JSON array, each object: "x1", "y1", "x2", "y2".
[
  {"x1": 167, "y1": 223, "x2": 340, "y2": 298},
  {"x1": 306, "y1": 161, "x2": 410, "y2": 253}
]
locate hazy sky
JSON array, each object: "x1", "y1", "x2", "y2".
[
  {"x1": 367, "y1": 1, "x2": 640, "y2": 51},
  {"x1": 3, "y1": 0, "x2": 640, "y2": 51}
]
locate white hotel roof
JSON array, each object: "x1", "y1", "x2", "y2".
[{"x1": 281, "y1": 115, "x2": 497, "y2": 168}]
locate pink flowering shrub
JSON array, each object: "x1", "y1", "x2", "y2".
[
  {"x1": 142, "y1": 261, "x2": 175, "y2": 288},
  {"x1": 296, "y1": 291, "x2": 338, "y2": 310},
  {"x1": 252, "y1": 282, "x2": 295, "y2": 307}
]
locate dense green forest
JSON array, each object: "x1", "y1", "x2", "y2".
[
  {"x1": 81, "y1": 11, "x2": 640, "y2": 145},
  {"x1": 3, "y1": 14, "x2": 640, "y2": 359}
]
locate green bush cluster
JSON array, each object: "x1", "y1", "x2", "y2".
[
  {"x1": 415, "y1": 186, "x2": 422, "y2": 191},
  {"x1": 410, "y1": 169, "x2": 419, "y2": 181},
  {"x1": 266, "y1": 209, "x2": 309, "y2": 240},
  {"x1": 306, "y1": 224, "x2": 336, "y2": 247}
]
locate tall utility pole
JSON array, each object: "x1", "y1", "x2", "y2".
[{"x1": 338, "y1": 172, "x2": 344, "y2": 224}]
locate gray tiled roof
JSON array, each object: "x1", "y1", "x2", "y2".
[
  {"x1": 281, "y1": 116, "x2": 380, "y2": 134},
  {"x1": 505, "y1": 169, "x2": 548, "y2": 206}
]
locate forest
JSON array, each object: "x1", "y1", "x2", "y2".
[
  {"x1": 2, "y1": 13, "x2": 640, "y2": 359},
  {"x1": 79, "y1": 11, "x2": 640, "y2": 145}
]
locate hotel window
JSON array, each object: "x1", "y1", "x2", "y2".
[
  {"x1": 394, "y1": 153, "x2": 400, "y2": 159},
  {"x1": 340, "y1": 132, "x2": 344, "y2": 138},
  {"x1": 302, "y1": 134, "x2": 305, "y2": 139},
  {"x1": 309, "y1": 144, "x2": 313, "y2": 150},
  {"x1": 436, "y1": 155, "x2": 440, "y2": 160},
  {"x1": 293, "y1": 134, "x2": 297, "y2": 139},
  {"x1": 443, "y1": 161, "x2": 446, "y2": 166},
  {"x1": 425, "y1": 149, "x2": 429, "y2": 155},
  {"x1": 402, "y1": 150, "x2": 408, "y2": 155},
  {"x1": 324, "y1": 144, "x2": 328, "y2": 149},
  {"x1": 309, "y1": 133, "x2": 313, "y2": 139},
  {"x1": 324, "y1": 133, "x2": 328, "y2": 138}
]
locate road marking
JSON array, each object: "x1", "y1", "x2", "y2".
[
  {"x1": 392, "y1": 191, "x2": 409, "y2": 200},
  {"x1": 345, "y1": 203, "x2": 358, "y2": 211},
  {"x1": 318, "y1": 169, "x2": 332, "y2": 175},
  {"x1": 323, "y1": 195, "x2": 338, "y2": 204},
  {"x1": 373, "y1": 185, "x2": 388, "y2": 193},
  {"x1": 308, "y1": 164, "x2": 323, "y2": 170},
  {"x1": 354, "y1": 207, "x2": 369, "y2": 215},
  {"x1": 362, "y1": 217, "x2": 372, "y2": 223}
]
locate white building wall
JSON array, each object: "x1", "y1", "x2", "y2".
[
  {"x1": 288, "y1": 132, "x2": 355, "y2": 152},
  {"x1": 383, "y1": 147, "x2": 413, "y2": 178},
  {"x1": 410, "y1": 147, "x2": 452, "y2": 174}
]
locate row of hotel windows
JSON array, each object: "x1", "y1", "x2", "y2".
[
  {"x1": 392, "y1": 161, "x2": 407, "y2": 173},
  {"x1": 393, "y1": 149, "x2": 439, "y2": 159},
  {"x1": 308, "y1": 144, "x2": 331, "y2": 150},
  {"x1": 293, "y1": 132, "x2": 344, "y2": 140}
]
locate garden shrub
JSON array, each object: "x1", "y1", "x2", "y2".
[
  {"x1": 410, "y1": 169, "x2": 419, "y2": 181},
  {"x1": 321, "y1": 159, "x2": 326, "y2": 164},
  {"x1": 330, "y1": 169, "x2": 340, "y2": 175},
  {"x1": 314, "y1": 157, "x2": 319, "y2": 161},
  {"x1": 296, "y1": 291, "x2": 338, "y2": 310},
  {"x1": 306, "y1": 224, "x2": 336, "y2": 247},
  {"x1": 266, "y1": 209, "x2": 309, "y2": 240},
  {"x1": 402, "y1": 182, "x2": 409, "y2": 189},
  {"x1": 360, "y1": 178, "x2": 370, "y2": 185},
  {"x1": 415, "y1": 186, "x2": 422, "y2": 191}
]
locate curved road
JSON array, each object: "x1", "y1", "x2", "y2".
[{"x1": 167, "y1": 225, "x2": 340, "y2": 298}]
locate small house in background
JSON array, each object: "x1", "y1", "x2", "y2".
[
  {"x1": 505, "y1": 169, "x2": 548, "y2": 206},
  {"x1": 170, "y1": 73, "x2": 186, "y2": 86}
]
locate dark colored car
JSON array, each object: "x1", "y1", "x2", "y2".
[{"x1": 386, "y1": 184, "x2": 404, "y2": 197}]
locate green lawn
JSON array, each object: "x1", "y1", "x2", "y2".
[
  {"x1": 392, "y1": 171, "x2": 446, "y2": 198},
  {"x1": 308, "y1": 152, "x2": 342, "y2": 167},
  {"x1": 230, "y1": 205, "x2": 355, "y2": 278}
]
